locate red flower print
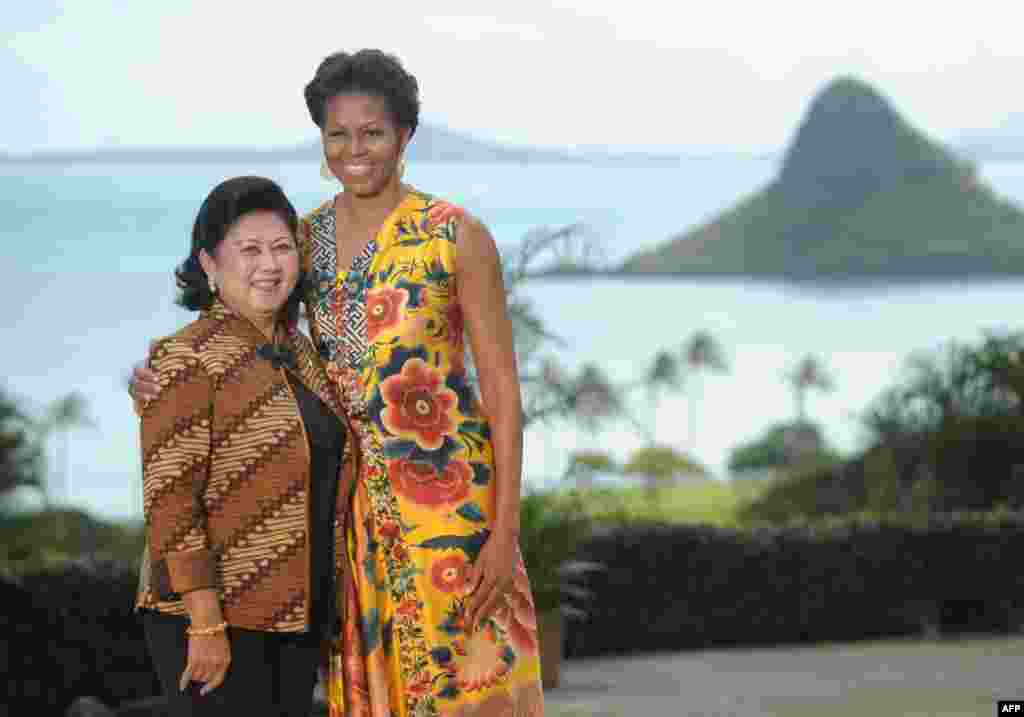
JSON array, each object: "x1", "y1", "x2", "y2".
[
  {"x1": 378, "y1": 520, "x2": 401, "y2": 541},
  {"x1": 491, "y1": 562, "x2": 539, "y2": 653},
  {"x1": 452, "y1": 628, "x2": 511, "y2": 692},
  {"x1": 407, "y1": 672, "x2": 433, "y2": 698},
  {"x1": 392, "y1": 543, "x2": 409, "y2": 562},
  {"x1": 326, "y1": 362, "x2": 367, "y2": 417},
  {"x1": 380, "y1": 358, "x2": 458, "y2": 450},
  {"x1": 397, "y1": 598, "x2": 419, "y2": 619},
  {"x1": 390, "y1": 458, "x2": 472, "y2": 508},
  {"x1": 431, "y1": 554, "x2": 469, "y2": 594},
  {"x1": 365, "y1": 286, "x2": 408, "y2": 342},
  {"x1": 427, "y1": 200, "x2": 465, "y2": 229}
]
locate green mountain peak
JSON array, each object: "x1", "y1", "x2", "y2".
[
  {"x1": 621, "y1": 76, "x2": 1023, "y2": 281},
  {"x1": 779, "y1": 76, "x2": 961, "y2": 196}
]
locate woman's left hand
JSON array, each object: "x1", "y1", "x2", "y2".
[{"x1": 465, "y1": 528, "x2": 518, "y2": 632}]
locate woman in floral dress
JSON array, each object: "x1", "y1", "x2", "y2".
[
  {"x1": 301, "y1": 50, "x2": 544, "y2": 717},
  {"x1": 130, "y1": 48, "x2": 544, "y2": 717}
]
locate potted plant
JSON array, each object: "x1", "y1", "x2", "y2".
[{"x1": 518, "y1": 490, "x2": 602, "y2": 689}]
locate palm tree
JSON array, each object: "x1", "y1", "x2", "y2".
[
  {"x1": 787, "y1": 355, "x2": 835, "y2": 426},
  {"x1": 569, "y1": 364, "x2": 622, "y2": 436},
  {"x1": 682, "y1": 330, "x2": 729, "y2": 451},
  {"x1": 43, "y1": 391, "x2": 97, "y2": 508},
  {"x1": 498, "y1": 224, "x2": 604, "y2": 431},
  {"x1": 643, "y1": 350, "x2": 683, "y2": 443},
  {"x1": 576, "y1": 363, "x2": 655, "y2": 445}
]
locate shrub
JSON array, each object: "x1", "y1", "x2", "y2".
[
  {"x1": 564, "y1": 511, "x2": 1024, "y2": 659},
  {"x1": 3, "y1": 560, "x2": 158, "y2": 715},
  {"x1": 518, "y1": 491, "x2": 600, "y2": 616}
]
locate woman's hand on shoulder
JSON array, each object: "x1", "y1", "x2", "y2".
[{"x1": 128, "y1": 340, "x2": 162, "y2": 414}]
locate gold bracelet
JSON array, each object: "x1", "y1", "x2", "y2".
[{"x1": 185, "y1": 621, "x2": 228, "y2": 637}]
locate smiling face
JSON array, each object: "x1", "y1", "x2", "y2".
[
  {"x1": 199, "y1": 210, "x2": 299, "y2": 333},
  {"x1": 322, "y1": 93, "x2": 410, "y2": 197}
]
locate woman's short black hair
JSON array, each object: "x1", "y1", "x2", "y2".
[
  {"x1": 175, "y1": 176, "x2": 302, "y2": 323},
  {"x1": 304, "y1": 49, "x2": 419, "y2": 136}
]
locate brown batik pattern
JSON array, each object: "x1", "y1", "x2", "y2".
[{"x1": 136, "y1": 300, "x2": 355, "y2": 633}]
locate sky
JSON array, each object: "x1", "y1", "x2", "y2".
[{"x1": 6, "y1": 1, "x2": 1024, "y2": 155}]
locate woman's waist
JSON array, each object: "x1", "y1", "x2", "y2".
[
  {"x1": 197, "y1": 501, "x2": 342, "y2": 546},
  {"x1": 201, "y1": 457, "x2": 322, "y2": 500},
  {"x1": 353, "y1": 411, "x2": 493, "y2": 442},
  {"x1": 135, "y1": 599, "x2": 325, "y2": 636},
  {"x1": 142, "y1": 534, "x2": 337, "y2": 611}
]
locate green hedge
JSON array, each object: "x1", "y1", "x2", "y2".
[
  {"x1": 565, "y1": 510, "x2": 1024, "y2": 658},
  {"x1": 2, "y1": 561, "x2": 159, "y2": 715}
]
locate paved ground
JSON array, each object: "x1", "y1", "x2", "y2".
[
  {"x1": 64, "y1": 634, "x2": 1024, "y2": 715},
  {"x1": 541, "y1": 635, "x2": 1024, "y2": 717}
]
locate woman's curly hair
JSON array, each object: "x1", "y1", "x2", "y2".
[
  {"x1": 174, "y1": 176, "x2": 302, "y2": 325},
  {"x1": 304, "y1": 49, "x2": 419, "y2": 136}
]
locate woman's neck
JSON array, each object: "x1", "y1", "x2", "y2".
[
  {"x1": 338, "y1": 180, "x2": 407, "y2": 225},
  {"x1": 219, "y1": 297, "x2": 277, "y2": 341}
]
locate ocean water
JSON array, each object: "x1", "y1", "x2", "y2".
[{"x1": 3, "y1": 157, "x2": 1024, "y2": 519}]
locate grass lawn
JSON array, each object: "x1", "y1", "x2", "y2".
[{"x1": 568, "y1": 479, "x2": 766, "y2": 527}]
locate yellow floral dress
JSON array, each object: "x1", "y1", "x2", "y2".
[{"x1": 299, "y1": 189, "x2": 545, "y2": 717}]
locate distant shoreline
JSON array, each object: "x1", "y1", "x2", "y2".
[
  {"x1": 8, "y1": 144, "x2": 1024, "y2": 166},
  {"x1": 0, "y1": 121, "x2": 774, "y2": 167},
  {"x1": 9, "y1": 147, "x2": 1024, "y2": 166},
  {"x1": 0, "y1": 147, "x2": 317, "y2": 165},
  {"x1": 0, "y1": 147, "x2": 772, "y2": 167},
  {"x1": 529, "y1": 267, "x2": 1024, "y2": 286}
]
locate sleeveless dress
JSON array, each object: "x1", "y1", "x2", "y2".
[{"x1": 299, "y1": 189, "x2": 545, "y2": 717}]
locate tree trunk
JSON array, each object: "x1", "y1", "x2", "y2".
[
  {"x1": 55, "y1": 429, "x2": 68, "y2": 543},
  {"x1": 648, "y1": 392, "x2": 660, "y2": 445},
  {"x1": 61, "y1": 429, "x2": 71, "y2": 504},
  {"x1": 41, "y1": 451, "x2": 52, "y2": 511},
  {"x1": 688, "y1": 377, "x2": 702, "y2": 451}
]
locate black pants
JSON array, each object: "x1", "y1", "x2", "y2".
[{"x1": 142, "y1": 610, "x2": 321, "y2": 717}]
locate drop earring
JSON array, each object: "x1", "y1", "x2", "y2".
[
  {"x1": 208, "y1": 275, "x2": 217, "y2": 294},
  {"x1": 398, "y1": 157, "x2": 407, "y2": 180}
]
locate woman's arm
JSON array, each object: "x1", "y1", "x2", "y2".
[
  {"x1": 455, "y1": 215, "x2": 525, "y2": 629},
  {"x1": 141, "y1": 338, "x2": 230, "y2": 694},
  {"x1": 142, "y1": 338, "x2": 218, "y2": 598},
  {"x1": 456, "y1": 215, "x2": 523, "y2": 536},
  {"x1": 296, "y1": 217, "x2": 321, "y2": 346}
]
